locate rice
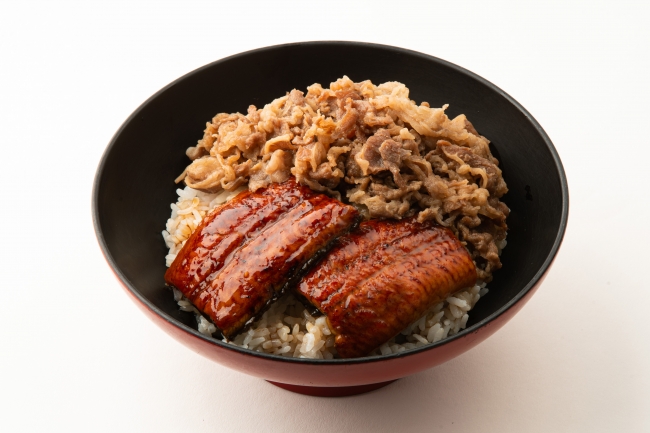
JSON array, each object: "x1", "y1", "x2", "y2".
[
  {"x1": 161, "y1": 186, "x2": 246, "y2": 267},
  {"x1": 163, "y1": 186, "x2": 490, "y2": 359}
]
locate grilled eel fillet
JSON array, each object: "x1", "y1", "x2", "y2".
[
  {"x1": 296, "y1": 218, "x2": 477, "y2": 358},
  {"x1": 164, "y1": 179, "x2": 359, "y2": 339}
]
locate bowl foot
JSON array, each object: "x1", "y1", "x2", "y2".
[{"x1": 266, "y1": 379, "x2": 397, "y2": 397}]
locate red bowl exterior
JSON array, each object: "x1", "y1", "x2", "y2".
[{"x1": 110, "y1": 261, "x2": 550, "y2": 389}]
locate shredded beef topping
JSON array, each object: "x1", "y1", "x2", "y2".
[{"x1": 177, "y1": 77, "x2": 509, "y2": 280}]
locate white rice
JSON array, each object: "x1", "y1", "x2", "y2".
[{"x1": 163, "y1": 186, "x2": 491, "y2": 359}]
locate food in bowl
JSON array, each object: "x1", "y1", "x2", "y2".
[{"x1": 162, "y1": 76, "x2": 508, "y2": 359}]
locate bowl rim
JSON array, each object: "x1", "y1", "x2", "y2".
[{"x1": 92, "y1": 40, "x2": 569, "y2": 365}]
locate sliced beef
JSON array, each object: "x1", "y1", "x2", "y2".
[{"x1": 437, "y1": 140, "x2": 507, "y2": 197}]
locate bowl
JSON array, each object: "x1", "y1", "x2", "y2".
[{"x1": 93, "y1": 41, "x2": 568, "y2": 397}]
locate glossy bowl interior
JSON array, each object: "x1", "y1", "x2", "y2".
[{"x1": 93, "y1": 42, "x2": 568, "y2": 396}]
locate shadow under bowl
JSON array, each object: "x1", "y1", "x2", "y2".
[{"x1": 93, "y1": 41, "x2": 568, "y2": 397}]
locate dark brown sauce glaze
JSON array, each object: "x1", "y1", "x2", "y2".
[
  {"x1": 296, "y1": 218, "x2": 477, "y2": 358},
  {"x1": 164, "y1": 179, "x2": 359, "y2": 339}
]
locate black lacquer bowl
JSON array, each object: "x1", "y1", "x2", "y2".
[{"x1": 93, "y1": 42, "x2": 568, "y2": 397}]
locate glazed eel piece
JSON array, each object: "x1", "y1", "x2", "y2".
[
  {"x1": 165, "y1": 179, "x2": 359, "y2": 338},
  {"x1": 296, "y1": 218, "x2": 477, "y2": 358}
]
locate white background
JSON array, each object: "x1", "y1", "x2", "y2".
[{"x1": 1, "y1": 1, "x2": 649, "y2": 431}]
